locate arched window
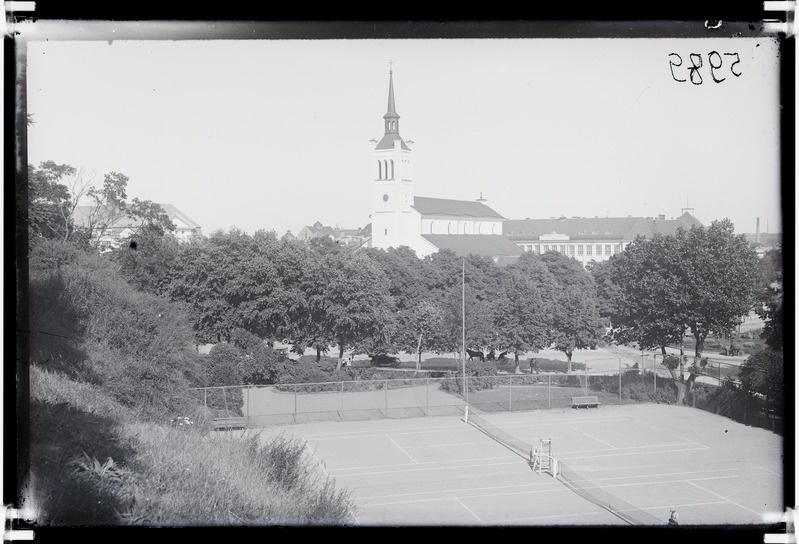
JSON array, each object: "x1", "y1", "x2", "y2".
[
  {"x1": 383, "y1": 160, "x2": 388, "y2": 178},
  {"x1": 378, "y1": 161, "x2": 382, "y2": 180},
  {"x1": 390, "y1": 160, "x2": 395, "y2": 179},
  {"x1": 448, "y1": 222, "x2": 452, "y2": 234}
]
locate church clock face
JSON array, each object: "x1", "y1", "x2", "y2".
[{"x1": 382, "y1": 194, "x2": 389, "y2": 202}]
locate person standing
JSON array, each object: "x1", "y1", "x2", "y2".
[{"x1": 668, "y1": 509, "x2": 679, "y2": 526}]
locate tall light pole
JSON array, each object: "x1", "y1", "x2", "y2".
[{"x1": 462, "y1": 259, "x2": 467, "y2": 408}]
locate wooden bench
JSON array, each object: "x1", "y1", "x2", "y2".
[
  {"x1": 212, "y1": 416, "x2": 247, "y2": 430},
  {"x1": 571, "y1": 396, "x2": 600, "y2": 409}
]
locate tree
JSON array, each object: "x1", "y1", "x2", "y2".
[
  {"x1": 606, "y1": 234, "x2": 689, "y2": 357},
  {"x1": 756, "y1": 248, "x2": 783, "y2": 350},
  {"x1": 675, "y1": 220, "x2": 759, "y2": 360},
  {"x1": 540, "y1": 251, "x2": 603, "y2": 369},
  {"x1": 496, "y1": 253, "x2": 556, "y2": 372},
  {"x1": 291, "y1": 248, "x2": 395, "y2": 368},
  {"x1": 739, "y1": 348, "x2": 783, "y2": 423},
  {"x1": 28, "y1": 161, "x2": 76, "y2": 241}
]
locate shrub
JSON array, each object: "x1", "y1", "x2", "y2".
[
  {"x1": 205, "y1": 343, "x2": 245, "y2": 386},
  {"x1": 661, "y1": 355, "x2": 681, "y2": 370}
]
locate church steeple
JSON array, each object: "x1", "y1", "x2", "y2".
[
  {"x1": 376, "y1": 65, "x2": 409, "y2": 151},
  {"x1": 384, "y1": 67, "x2": 399, "y2": 135}
]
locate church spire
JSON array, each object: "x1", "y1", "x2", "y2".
[
  {"x1": 384, "y1": 64, "x2": 400, "y2": 135},
  {"x1": 375, "y1": 63, "x2": 409, "y2": 151}
]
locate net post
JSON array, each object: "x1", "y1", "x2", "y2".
[
  {"x1": 385, "y1": 379, "x2": 389, "y2": 417},
  {"x1": 548, "y1": 373, "x2": 551, "y2": 409},
  {"x1": 618, "y1": 358, "x2": 622, "y2": 403},
  {"x1": 341, "y1": 381, "x2": 344, "y2": 412}
]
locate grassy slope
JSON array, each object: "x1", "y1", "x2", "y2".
[{"x1": 27, "y1": 366, "x2": 355, "y2": 526}]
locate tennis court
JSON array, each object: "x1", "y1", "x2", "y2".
[{"x1": 251, "y1": 403, "x2": 783, "y2": 526}]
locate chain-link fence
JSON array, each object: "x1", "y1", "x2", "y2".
[{"x1": 194, "y1": 355, "x2": 781, "y2": 434}]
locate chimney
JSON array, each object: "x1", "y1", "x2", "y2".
[{"x1": 756, "y1": 218, "x2": 760, "y2": 244}]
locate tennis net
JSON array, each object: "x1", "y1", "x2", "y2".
[
  {"x1": 466, "y1": 410, "x2": 533, "y2": 462},
  {"x1": 556, "y1": 460, "x2": 662, "y2": 525}
]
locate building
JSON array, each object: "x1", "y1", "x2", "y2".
[
  {"x1": 368, "y1": 69, "x2": 522, "y2": 262},
  {"x1": 296, "y1": 221, "x2": 371, "y2": 247},
  {"x1": 72, "y1": 202, "x2": 203, "y2": 252},
  {"x1": 504, "y1": 212, "x2": 703, "y2": 267},
  {"x1": 366, "y1": 68, "x2": 703, "y2": 266}
]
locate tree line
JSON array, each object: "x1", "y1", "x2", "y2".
[{"x1": 28, "y1": 160, "x2": 779, "y2": 390}]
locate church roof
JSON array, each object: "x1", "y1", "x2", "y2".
[
  {"x1": 412, "y1": 197, "x2": 505, "y2": 219},
  {"x1": 72, "y1": 203, "x2": 200, "y2": 230},
  {"x1": 422, "y1": 234, "x2": 522, "y2": 257},
  {"x1": 503, "y1": 213, "x2": 703, "y2": 241},
  {"x1": 375, "y1": 134, "x2": 410, "y2": 151}
]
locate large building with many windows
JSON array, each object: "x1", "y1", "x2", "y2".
[
  {"x1": 504, "y1": 212, "x2": 703, "y2": 267},
  {"x1": 366, "y1": 68, "x2": 703, "y2": 265}
]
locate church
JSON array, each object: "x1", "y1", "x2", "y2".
[
  {"x1": 367, "y1": 68, "x2": 523, "y2": 262},
  {"x1": 366, "y1": 69, "x2": 702, "y2": 265}
]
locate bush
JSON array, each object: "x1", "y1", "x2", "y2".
[
  {"x1": 661, "y1": 355, "x2": 681, "y2": 370},
  {"x1": 204, "y1": 343, "x2": 245, "y2": 386},
  {"x1": 29, "y1": 239, "x2": 202, "y2": 421},
  {"x1": 621, "y1": 378, "x2": 677, "y2": 404}
]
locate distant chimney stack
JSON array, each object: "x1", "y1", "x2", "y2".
[
  {"x1": 658, "y1": 214, "x2": 665, "y2": 221},
  {"x1": 756, "y1": 218, "x2": 760, "y2": 244}
]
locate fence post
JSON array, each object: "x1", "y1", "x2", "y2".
[
  {"x1": 426, "y1": 378, "x2": 430, "y2": 415},
  {"x1": 509, "y1": 376, "x2": 513, "y2": 412},
  {"x1": 341, "y1": 381, "x2": 344, "y2": 412},
  {"x1": 204, "y1": 388, "x2": 207, "y2": 409},
  {"x1": 246, "y1": 385, "x2": 250, "y2": 428},
  {"x1": 718, "y1": 361, "x2": 721, "y2": 385},
  {"x1": 548, "y1": 373, "x2": 551, "y2": 409},
  {"x1": 385, "y1": 379, "x2": 389, "y2": 417},
  {"x1": 618, "y1": 358, "x2": 622, "y2": 404},
  {"x1": 294, "y1": 384, "x2": 298, "y2": 421},
  {"x1": 584, "y1": 365, "x2": 588, "y2": 396}
]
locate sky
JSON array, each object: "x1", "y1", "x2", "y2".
[{"x1": 24, "y1": 34, "x2": 783, "y2": 237}]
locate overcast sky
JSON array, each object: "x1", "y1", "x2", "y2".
[{"x1": 25, "y1": 36, "x2": 782, "y2": 237}]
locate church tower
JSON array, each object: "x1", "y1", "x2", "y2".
[{"x1": 371, "y1": 66, "x2": 415, "y2": 251}]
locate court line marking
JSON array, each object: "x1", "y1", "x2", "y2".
[
  {"x1": 354, "y1": 466, "x2": 772, "y2": 501},
  {"x1": 331, "y1": 459, "x2": 527, "y2": 478},
  {"x1": 567, "y1": 425, "x2": 618, "y2": 449},
  {"x1": 687, "y1": 481, "x2": 763, "y2": 516},
  {"x1": 455, "y1": 497, "x2": 484, "y2": 524},
  {"x1": 386, "y1": 434, "x2": 417, "y2": 463},
  {"x1": 632, "y1": 419, "x2": 709, "y2": 449},
  {"x1": 498, "y1": 500, "x2": 730, "y2": 524},
  {"x1": 555, "y1": 442, "x2": 693, "y2": 455},
  {"x1": 328, "y1": 443, "x2": 733, "y2": 476},
  {"x1": 558, "y1": 445, "x2": 709, "y2": 461},
  {"x1": 357, "y1": 472, "x2": 775, "y2": 507},
  {"x1": 304, "y1": 441, "x2": 328, "y2": 477},
  {"x1": 298, "y1": 415, "x2": 636, "y2": 440},
  {"x1": 358, "y1": 480, "x2": 563, "y2": 501}
]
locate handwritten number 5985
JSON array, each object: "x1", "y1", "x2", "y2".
[{"x1": 669, "y1": 52, "x2": 741, "y2": 84}]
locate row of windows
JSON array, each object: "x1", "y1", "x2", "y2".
[
  {"x1": 377, "y1": 159, "x2": 395, "y2": 180},
  {"x1": 426, "y1": 221, "x2": 498, "y2": 235},
  {"x1": 521, "y1": 243, "x2": 624, "y2": 257}
]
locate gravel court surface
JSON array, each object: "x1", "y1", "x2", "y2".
[{"x1": 248, "y1": 403, "x2": 783, "y2": 526}]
